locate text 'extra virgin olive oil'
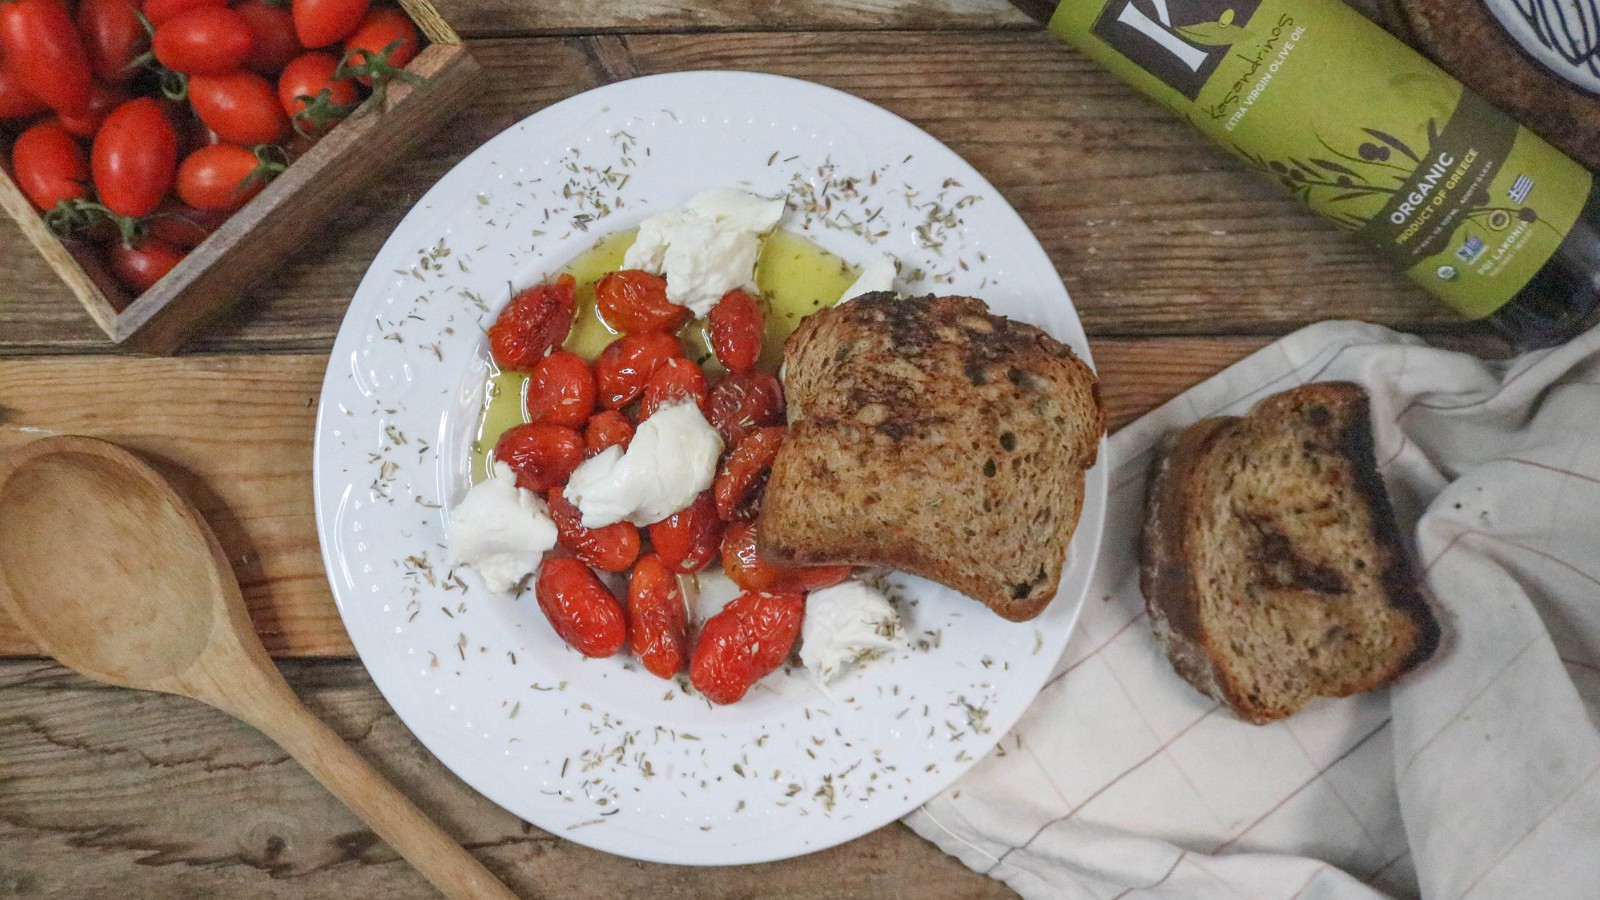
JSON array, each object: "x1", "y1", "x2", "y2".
[
  {"x1": 468, "y1": 229, "x2": 861, "y2": 482},
  {"x1": 1050, "y1": 0, "x2": 1600, "y2": 348}
]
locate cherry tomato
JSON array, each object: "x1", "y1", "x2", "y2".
[
  {"x1": 234, "y1": 0, "x2": 302, "y2": 77},
  {"x1": 0, "y1": 62, "x2": 46, "y2": 119},
  {"x1": 546, "y1": 487, "x2": 640, "y2": 573},
  {"x1": 292, "y1": 0, "x2": 368, "y2": 48},
  {"x1": 176, "y1": 143, "x2": 270, "y2": 211},
  {"x1": 594, "y1": 269, "x2": 691, "y2": 334},
  {"x1": 0, "y1": 0, "x2": 93, "y2": 115},
  {"x1": 75, "y1": 0, "x2": 147, "y2": 83},
  {"x1": 153, "y1": 6, "x2": 254, "y2": 75},
  {"x1": 690, "y1": 590, "x2": 805, "y2": 705},
  {"x1": 628, "y1": 554, "x2": 689, "y2": 680},
  {"x1": 12, "y1": 120, "x2": 88, "y2": 211},
  {"x1": 594, "y1": 331, "x2": 684, "y2": 409},
  {"x1": 142, "y1": 0, "x2": 228, "y2": 27},
  {"x1": 639, "y1": 357, "x2": 709, "y2": 419},
  {"x1": 108, "y1": 237, "x2": 186, "y2": 293},
  {"x1": 707, "y1": 371, "x2": 785, "y2": 446},
  {"x1": 524, "y1": 351, "x2": 595, "y2": 429},
  {"x1": 721, "y1": 519, "x2": 849, "y2": 593},
  {"x1": 584, "y1": 409, "x2": 633, "y2": 456},
  {"x1": 189, "y1": 71, "x2": 291, "y2": 145},
  {"x1": 647, "y1": 491, "x2": 722, "y2": 574},
  {"x1": 492, "y1": 422, "x2": 583, "y2": 493},
  {"x1": 342, "y1": 6, "x2": 417, "y2": 85},
  {"x1": 56, "y1": 81, "x2": 127, "y2": 138},
  {"x1": 714, "y1": 426, "x2": 785, "y2": 520},
  {"x1": 91, "y1": 98, "x2": 177, "y2": 217},
  {"x1": 534, "y1": 557, "x2": 626, "y2": 658},
  {"x1": 276, "y1": 51, "x2": 356, "y2": 133},
  {"x1": 144, "y1": 199, "x2": 229, "y2": 248},
  {"x1": 487, "y1": 274, "x2": 577, "y2": 372},
  {"x1": 709, "y1": 289, "x2": 764, "y2": 374}
]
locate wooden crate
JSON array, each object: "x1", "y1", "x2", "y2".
[{"x1": 0, "y1": 0, "x2": 480, "y2": 354}]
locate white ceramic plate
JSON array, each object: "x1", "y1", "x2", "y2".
[{"x1": 313, "y1": 71, "x2": 1107, "y2": 865}]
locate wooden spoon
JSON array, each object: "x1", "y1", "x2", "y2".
[{"x1": 0, "y1": 436, "x2": 517, "y2": 900}]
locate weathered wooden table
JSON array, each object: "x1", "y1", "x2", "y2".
[{"x1": 0, "y1": 1, "x2": 1506, "y2": 896}]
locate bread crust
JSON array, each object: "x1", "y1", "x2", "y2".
[{"x1": 1139, "y1": 382, "x2": 1440, "y2": 723}]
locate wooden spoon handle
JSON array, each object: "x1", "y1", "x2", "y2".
[{"x1": 243, "y1": 690, "x2": 519, "y2": 900}]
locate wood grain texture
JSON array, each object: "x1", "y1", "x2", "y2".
[
  {"x1": 0, "y1": 337, "x2": 1275, "y2": 656},
  {"x1": 0, "y1": 30, "x2": 1472, "y2": 355},
  {"x1": 440, "y1": 0, "x2": 1032, "y2": 37},
  {"x1": 0, "y1": 658, "x2": 1014, "y2": 898}
]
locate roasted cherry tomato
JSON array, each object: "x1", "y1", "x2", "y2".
[
  {"x1": 189, "y1": 71, "x2": 292, "y2": 145},
  {"x1": 690, "y1": 590, "x2": 805, "y2": 704},
  {"x1": 56, "y1": 81, "x2": 127, "y2": 138},
  {"x1": 594, "y1": 269, "x2": 691, "y2": 334},
  {"x1": 526, "y1": 351, "x2": 596, "y2": 429},
  {"x1": 628, "y1": 554, "x2": 689, "y2": 679},
  {"x1": 534, "y1": 557, "x2": 626, "y2": 658},
  {"x1": 108, "y1": 237, "x2": 186, "y2": 292},
  {"x1": 276, "y1": 51, "x2": 356, "y2": 134},
  {"x1": 721, "y1": 519, "x2": 849, "y2": 593},
  {"x1": 709, "y1": 289, "x2": 764, "y2": 374},
  {"x1": 714, "y1": 426, "x2": 784, "y2": 520},
  {"x1": 492, "y1": 422, "x2": 583, "y2": 493},
  {"x1": 647, "y1": 490, "x2": 722, "y2": 574},
  {"x1": 292, "y1": 0, "x2": 368, "y2": 48},
  {"x1": 546, "y1": 487, "x2": 640, "y2": 574},
  {"x1": 92, "y1": 98, "x2": 178, "y2": 217},
  {"x1": 176, "y1": 143, "x2": 274, "y2": 211},
  {"x1": 639, "y1": 357, "x2": 709, "y2": 419},
  {"x1": 487, "y1": 274, "x2": 577, "y2": 372},
  {"x1": 341, "y1": 5, "x2": 417, "y2": 84},
  {"x1": 0, "y1": 63, "x2": 46, "y2": 120},
  {"x1": 0, "y1": 0, "x2": 93, "y2": 115},
  {"x1": 153, "y1": 6, "x2": 254, "y2": 75},
  {"x1": 144, "y1": 199, "x2": 229, "y2": 248},
  {"x1": 76, "y1": 0, "x2": 147, "y2": 83},
  {"x1": 12, "y1": 120, "x2": 89, "y2": 211},
  {"x1": 584, "y1": 409, "x2": 633, "y2": 456},
  {"x1": 235, "y1": 0, "x2": 302, "y2": 77},
  {"x1": 593, "y1": 330, "x2": 683, "y2": 409},
  {"x1": 707, "y1": 371, "x2": 785, "y2": 446},
  {"x1": 142, "y1": 0, "x2": 228, "y2": 28}
]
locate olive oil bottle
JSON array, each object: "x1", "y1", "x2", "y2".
[{"x1": 1049, "y1": 0, "x2": 1600, "y2": 348}]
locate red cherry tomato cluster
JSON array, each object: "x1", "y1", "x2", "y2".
[
  {"x1": 491, "y1": 270, "x2": 850, "y2": 703},
  {"x1": 0, "y1": 0, "x2": 425, "y2": 301}
]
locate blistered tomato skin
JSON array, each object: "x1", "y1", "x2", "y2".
[
  {"x1": 488, "y1": 274, "x2": 577, "y2": 373},
  {"x1": 628, "y1": 554, "x2": 689, "y2": 679},
  {"x1": 526, "y1": 351, "x2": 596, "y2": 429},
  {"x1": 640, "y1": 357, "x2": 709, "y2": 418},
  {"x1": 584, "y1": 409, "x2": 634, "y2": 456},
  {"x1": 546, "y1": 486, "x2": 640, "y2": 573},
  {"x1": 493, "y1": 423, "x2": 584, "y2": 493},
  {"x1": 535, "y1": 557, "x2": 627, "y2": 658},
  {"x1": 714, "y1": 426, "x2": 785, "y2": 520},
  {"x1": 709, "y1": 289, "x2": 764, "y2": 374},
  {"x1": 690, "y1": 590, "x2": 805, "y2": 704},
  {"x1": 648, "y1": 491, "x2": 722, "y2": 574},
  {"x1": 708, "y1": 371, "x2": 785, "y2": 446},
  {"x1": 722, "y1": 518, "x2": 850, "y2": 593},
  {"x1": 594, "y1": 331, "x2": 684, "y2": 410},
  {"x1": 595, "y1": 269, "x2": 692, "y2": 334}
]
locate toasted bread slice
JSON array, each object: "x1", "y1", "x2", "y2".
[
  {"x1": 758, "y1": 293, "x2": 1103, "y2": 622},
  {"x1": 1140, "y1": 382, "x2": 1441, "y2": 724}
]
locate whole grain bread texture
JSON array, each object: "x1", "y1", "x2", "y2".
[
  {"x1": 758, "y1": 292, "x2": 1104, "y2": 622},
  {"x1": 1140, "y1": 382, "x2": 1441, "y2": 724}
]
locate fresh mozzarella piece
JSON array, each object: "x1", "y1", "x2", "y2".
[
  {"x1": 565, "y1": 402, "x2": 724, "y2": 528},
  {"x1": 620, "y1": 189, "x2": 786, "y2": 316},
  {"x1": 800, "y1": 580, "x2": 902, "y2": 683},
  {"x1": 446, "y1": 461, "x2": 558, "y2": 593},
  {"x1": 842, "y1": 255, "x2": 897, "y2": 300}
]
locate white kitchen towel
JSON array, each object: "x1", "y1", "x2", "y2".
[{"x1": 905, "y1": 320, "x2": 1600, "y2": 900}]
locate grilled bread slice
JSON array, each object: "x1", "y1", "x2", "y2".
[
  {"x1": 758, "y1": 292, "x2": 1104, "y2": 622},
  {"x1": 1140, "y1": 382, "x2": 1441, "y2": 724}
]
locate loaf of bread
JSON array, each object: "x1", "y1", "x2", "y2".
[
  {"x1": 1140, "y1": 382, "x2": 1440, "y2": 724},
  {"x1": 759, "y1": 292, "x2": 1104, "y2": 622}
]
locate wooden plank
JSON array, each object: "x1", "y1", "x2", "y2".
[
  {"x1": 0, "y1": 658, "x2": 1014, "y2": 898},
  {"x1": 0, "y1": 32, "x2": 1476, "y2": 355},
  {"x1": 0, "y1": 337, "x2": 1277, "y2": 656},
  {"x1": 441, "y1": 0, "x2": 1031, "y2": 37}
]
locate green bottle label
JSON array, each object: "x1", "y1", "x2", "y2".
[{"x1": 1049, "y1": 0, "x2": 1594, "y2": 319}]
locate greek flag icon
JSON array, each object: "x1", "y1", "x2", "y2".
[{"x1": 1509, "y1": 175, "x2": 1534, "y2": 204}]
